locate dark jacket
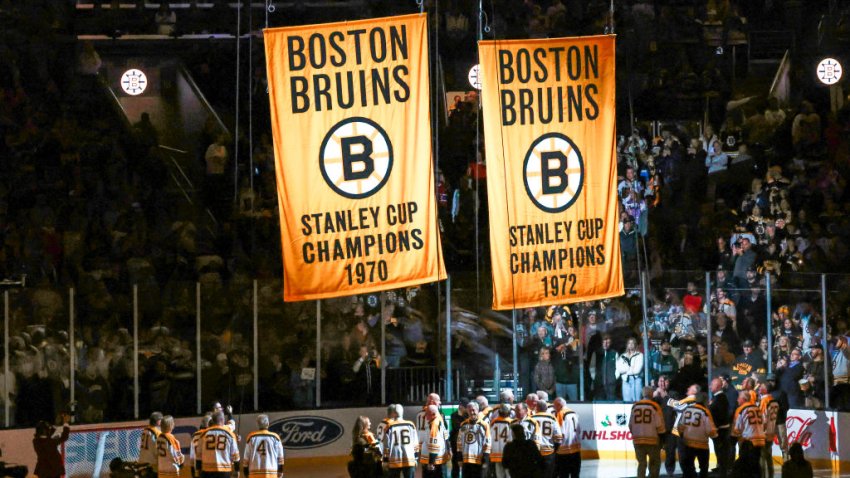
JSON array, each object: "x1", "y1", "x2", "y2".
[
  {"x1": 778, "y1": 362, "x2": 805, "y2": 408},
  {"x1": 502, "y1": 437, "x2": 544, "y2": 478},
  {"x1": 34, "y1": 424, "x2": 70, "y2": 478},
  {"x1": 710, "y1": 391, "x2": 731, "y2": 428}
]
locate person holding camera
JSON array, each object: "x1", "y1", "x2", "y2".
[
  {"x1": 33, "y1": 413, "x2": 70, "y2": 478},
  {"x1": 353, "y1": 345, "x2": 381, "y2": 405}
]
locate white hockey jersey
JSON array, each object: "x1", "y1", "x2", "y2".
[
  {"x1": 489, "y1": 417, "x2": 514, "y2": 463},
  {"x1": 732, "y1": 402, "x2": 765, "y2": 447},
  {"x1": 382, "y1": 419, "x2": 419, "y2": 469},
  {"x1": 556, "y1": 409, "x2": 581, "y2": 455},
  {"x1": 243, "y1": 430, "x2": 285, "y2": 476},
  {"x1": 155, "y1": 433, "x2": 184, "y2": 478},
  {"x1": 139, "y1": 426, "x2": 161, "y2": 471},
  {"x1": 677, "y1": 404, "x2": 717, "y2": 449},
  {"x1": 457, "y1": 417, "x2": 491, "y2": 464},
  {"x1": 199, "y1": 425, "x2": 240, "y2": 472},
  {"x1": 759, "y1": 394, "x2": 780, "y2": 441},
  {"x1": 629, "y1": 399, "x2": 666, "y2": 446},
  {"x1": 532, "y1": 412, "x2": 562, "y2": 456},
  {"x1": 418, "y1": 416, "x2": 450, "y2": 465}
]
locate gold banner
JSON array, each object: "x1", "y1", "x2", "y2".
[
  {"x1": 264, "y1": 14, "x2": 445, "y2": 301},
  {"x1": 479, "y1": 35, "x2": 623, "y2": 309}
]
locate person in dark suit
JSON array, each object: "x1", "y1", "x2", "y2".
[
  {"x1": 33, "y1": 414, "x2": 70, "y2": 478},
  {"x1": 709, "y1": 377, "x2": 732, "y2": 478},
  {"x1": 502, "y1": 423, "x2": 544, "y2": 478}
]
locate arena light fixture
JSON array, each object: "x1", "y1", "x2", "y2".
[
  {"x1": 120, "y1": 68, "x2": 148, "y2": 95},
  {"x1": 468, "y1": 64, "x2": 481, "y2": 90},
  {"x1": 816, "y1": 58, "x2": 842, "y2": 86}
]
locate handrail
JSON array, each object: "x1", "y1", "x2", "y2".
[
  {"x1": 167, "y1": 153, "x2": 195, "y2": 189},
  {"x1": 178, "y1": 64, "x2": 229, "y2": 137},
  {"x1": 158, "y1": 144, "x2": 188, "y2": 154},
  {"x1": 769, "y1": 49, "x2": 791, "y2": 105}
]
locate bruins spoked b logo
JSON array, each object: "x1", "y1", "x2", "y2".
[
  {"x1": 320, "y1": 117, "x2": 393, "y2": 199},
  {"x1": 523, "y1": 133, "x2": 585, "y2": 212}
]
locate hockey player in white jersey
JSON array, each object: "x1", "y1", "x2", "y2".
[{"x1": 243, "y1": 415, "x2": 285, "y2": 478}]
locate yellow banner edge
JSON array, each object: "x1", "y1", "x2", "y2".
[
  {"x1": 491, "y1": 285, "x2": 626, "y2": 311},
  {"x1": 284, "y1": 272, "x2": 447, "y2": 302},
  {"x1": 262, "y1": 12, "x2": 427, "y2": 35}
]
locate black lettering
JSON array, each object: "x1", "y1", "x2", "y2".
[
  {"x1": 329, "y1": 31, "x2": 346, "y2": 66},
  {"x1": 393, "y1": 65, "x2": 410, "y2": 102},
  {"x1": 341, "y1": 136, "x2": 374, "y2": 180},
  {"x1": 369, "y1": 27, "x2": 387, "y2": 62},
  {"x1": 301, "y1": 215, "x2": 312, "y2": 236},
  {"x1": 359, "y1": 69, "x2": 368, "y2": 107},
  {"x1": 287, "y1": 36, "x2": 306, "y2": 71},
  {"x1": 309, "y1": 33, "x2": 327, "y2": 68},
  {"x1": 516, "y1": 49, "x2": 530, "y2": 83},
  {"x1": 585, "y1": 44, "x2": 599, "y2": 79},
  {"x1": 499, "y1": 50, "x2": 514, "y2": 84},
  {"x1": 541, "y1": 150, "x2": 568, "y2": 194},
  {"x1": 411, "y1": 229, "x2": 424, "y2": 249},
  {"x1": 372, "y1": 68, "x2": 391, "y2": 105},
  {"x1": 302, "y1": 242, "x2": 315, "y2": 263},
  {"x1": 346, "y1": 237, "x2": 362, "y2": 258},
  {"x1": 317, "y1": 240, "x2": 329, "y2": 262},
  {"x1": 509, "y1": 227, "x2": 517, "y2": 247},
  {"x1": 567, "y1": 46, "x2": 581, "y2": 80},
  {"x1": 519, "y1": 89, "x2": 533, "y2": 125},
  {"x1": 533, "y1": 48, "x2": 548, "y2": 82},
  {"x1": 348, "y1": 29, "x2": 367, "y2": 64},
  {"x1": 336, "y1": 71, "x2": 355, "y2": 109},
  {"x1": 313, "y1": 74, "x2": 332, "y2": 111},
  {"x1": 389, "y1": 25, "x2": 408, "y2": 61},
  {"x1": 538, "y1": 87, "x2": 552, "y2": 124},
  {"x1": 596, "y1": 244, "x2": 606, "y2": 264},
  {"x1": 385, "y1": 231, "x2": 397, "y2": 252},
  {"x1": 548, "y1": 47, "x2": 564, "y2": 81},
  {"x1": 501, "y1": 90, "x2": 516, "y2": 126},
  {"x1": 291, "y1": 77, "x2": 309, "y2": 113},
  {"x1": 397, "y1": 230, "x2": 410, "y2": 251},
  {"x1": 543, "y1": 250, "x2": 556, "y2": 270},
  {"x1": 510, "y1": 253, "x2": 518, "y2": 274},
  {"x1": 584, "y1": 83, "x2": 599, "y2": 120},
  {"x1": 567, "y1": 85, "x2": 582, "y2": 122}
]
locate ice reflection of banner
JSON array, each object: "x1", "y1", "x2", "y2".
[{"x1": 65, "y1": 428, "x2": 141, "y2": 478}]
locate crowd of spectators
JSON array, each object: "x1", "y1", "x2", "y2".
[{"x1": 2, "y1": 0, "x2": 850, "y2": 431}]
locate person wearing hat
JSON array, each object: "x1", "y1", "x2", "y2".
[{"x1": 733, "y1": 340, "x2": 766, "y2": 391}]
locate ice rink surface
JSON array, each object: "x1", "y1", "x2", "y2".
[{"x1": 285, "y1": 459, "x2": 849, "y2": 477}]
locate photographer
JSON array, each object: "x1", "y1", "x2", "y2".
[
  {"x1": 33, "y1": 413, "x2": 70, "y2": 478},
  {"x1": 353, "y1": 345, "x2": 381, "y2": 405}
]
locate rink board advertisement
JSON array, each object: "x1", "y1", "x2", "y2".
[
  {"x1": 263, "y1": 14, "x2": 446, "y2": 301},
  {"x1": 0, "y1": 406, "x2": 846, "y2": 476},
  {"x1": 478, "y1": 35, "x2": 623, "y2": 309}
]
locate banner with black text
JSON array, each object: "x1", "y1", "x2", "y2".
[
  {"x1": 479, "y1": 35, "x2": 623, "y2": 309},
  {"x1": 265, "y1": 14, "x2": 445, "y2": 301}
]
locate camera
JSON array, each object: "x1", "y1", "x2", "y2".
[{"x1": 0, "y1": 463, "x2": 27, "y2": 478}]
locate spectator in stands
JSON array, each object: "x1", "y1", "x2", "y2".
[
  {"x1": 776, "y1": 349, "x2": 805, "y2": 408},
  {"x1": 617, "y1": 337, "x2": 644, "y2": 402},
  {"x1": 590, "y1": 334, "x2": 618, "y2": 400},
  {"x1": 204, "y1": 133, "x2": 229, "y2": 216},
  {"x1": 533, "y1": 347, "x2": 556, "y2": 398},
  {"x1": 155, "y1": 3, "x2": 177, "y2": 36},
  {"x1": 832, "y1": 336, "x2": 850, "y2": 411}
]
